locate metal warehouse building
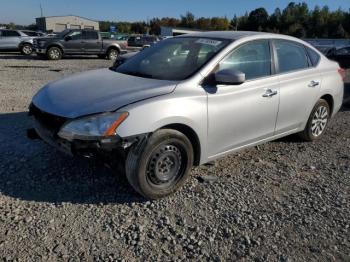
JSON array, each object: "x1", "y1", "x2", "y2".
[{"x1": 36, "y1": 15, "x2": 99, "y2": 33}]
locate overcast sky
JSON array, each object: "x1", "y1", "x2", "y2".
[{"x1": 1, "y1": 0, "x2": 349, "y2": 25}]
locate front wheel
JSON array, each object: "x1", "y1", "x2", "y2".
[
  {"x1": 125, "y1": 129, "x2": 194, "y2": 199},
  {"x1": 20, "y1": 44, "x2": 33, "y2": 55},
  {"x1": 298, "y1": 99, "x2": 330, "y2": 141},
  {"x1": 46, "y1": 47, "x2": 62, "y2": 60}
]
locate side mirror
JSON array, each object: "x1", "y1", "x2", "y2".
[
  {"x1": 215, "y1": 69, "x2": 245, "y2": 85},
  {"x1": 64, "y1": 36, "x2": 72, "y2": 41}
]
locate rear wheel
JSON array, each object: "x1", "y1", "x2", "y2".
[
  {"x1": 20, "y1": 44, "x2": 33, "y2": 55},
  {"x1": 298, "y1": 99, "x2": 330, "y2": 141},
  {"x1": 47, "y1": 47, "x2": 62, "y2": 60},
  {"x1": 107, "y1": 48, "x2": 119, "y2": 60},
  {"x1": 125, "y1": 129, "x2": 193, "y2": 199}
]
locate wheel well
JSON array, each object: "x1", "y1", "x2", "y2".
[
  {"x1": 19, "y1": 42, "x2": 32, "y2": 48},
  {"x1": 47, "y1": 45, "x2": 63, "y2": 54},
  {"x1": 107, "y1": 46, "x2": 120, "y2": 53},
  {"x1": 320, "y1": 94, "x2": 334, "y2": 115},
  {"x1": 161, "y1": 124, "x2": 201, "y2": 166}
]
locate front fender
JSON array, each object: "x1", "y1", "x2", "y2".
[
  {"x1": 105, "y1": 43, "x2": 121, "y2": 52},
  {"x1": 46, "y1": 42, "x2": 65, "y2": 51},
  {"x1": 116, "y1": 91, "x2": 209, "y2": 164},
  {"x1": 19, "y1": 39, "x2": 33, "y2": 48}
]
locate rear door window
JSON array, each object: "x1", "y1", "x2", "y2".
[
  {"x1": 83, "y1": 31, "x2": 99, "y2": 40},
  {"x1": 3, "y1": 30, "x2": 21, "y2": 37},
  {"x1": 274, "y1": 40, "x2": 309, "y2": 74}
]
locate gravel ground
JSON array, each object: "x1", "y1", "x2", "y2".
[{"x1": 0, "y1": 53, "x2": 349, "y2": 261}]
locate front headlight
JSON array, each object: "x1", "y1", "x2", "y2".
[{"x1": 58, "y1": 112, "x2": 128, "y2": 141}]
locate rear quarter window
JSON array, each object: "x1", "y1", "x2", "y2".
[{"x1": 306, "y1": 47, "x2": 321, "y2": 66}]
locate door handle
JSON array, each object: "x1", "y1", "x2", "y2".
[
  {"x1": 262, "y1": 89, "x2": 278, "y2": 98},
  {"x1": 308, "y1": 80, "x2": 320, "y2": 87}
]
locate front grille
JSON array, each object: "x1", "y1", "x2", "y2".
[{"x1": 29, "y1": 103, "x2": 67, "y2": 133}]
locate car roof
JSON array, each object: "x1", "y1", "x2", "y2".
[{"x1": 179, "y1": 31, "x2": 294, "y2": 41}]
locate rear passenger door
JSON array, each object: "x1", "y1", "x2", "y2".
[
  {"x1": 82, "y1": 30, "x2": 101, "y2": 53},
  {"x1": 273, "y1": 40, "x2": 321, "y2": 134}
]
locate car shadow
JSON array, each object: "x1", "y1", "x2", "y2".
[
  {"x1": 0, "y1": 53, "x2": 43, "y2": 60},
  {"x1": 0, "y1": 111, "x2": 146, "y2": 204},
  {"x1": 0, "y1": 53, "x2": 109, "y2": 61}
]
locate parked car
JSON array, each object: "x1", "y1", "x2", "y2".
[
  {"x1": 127, "y1": 35, "x2": 159, "y2": 48},
  {"x1": 28, "y1": 31, "x2": 344, "y2": 199},
  {"x1": 0, "y1": 29, "x2": 35, "y2": 55},
  {"x1": 315, "y1": 45, "x2": 336, "y2": 57},
  {"x1": 33, "y1": 29, "x2": 128, "y2": 60},
  {"x1": 327, "y1": 46, "x2": 350, "y2": 68}
]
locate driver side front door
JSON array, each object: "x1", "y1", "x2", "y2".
[
  {"x1": 205, "y1": 40, "x2": 280, "y2": 159},
  {"x1": 64, "y1": 30, "x2": 84, "y2": 54}
]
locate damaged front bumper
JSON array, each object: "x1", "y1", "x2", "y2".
[{"x1": 27, "y1": 117, "x2": 147, "y2": 159}]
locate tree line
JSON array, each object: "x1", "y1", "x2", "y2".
[
  {"x1": 100, "y1": 2, "x2": 350, "y2": 38},
  {"x1": 1, "y1": 2, "x2": 349, "y2": 38}
]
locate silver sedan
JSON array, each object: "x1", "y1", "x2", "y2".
[{"x1": 29, "y1": 31, "x2": 345, "y2": 199}]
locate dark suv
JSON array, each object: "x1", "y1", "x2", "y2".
[{"x1": 34, "y1": 29, "x2": 128, "y2": 60}]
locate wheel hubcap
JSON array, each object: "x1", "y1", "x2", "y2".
[
  {"x1": 23, "y1": 46, "x2": 32, "y2": 54},
  {"x1": 147, "y1": 144, "x2": 183, "y2": 186},
  {"x1": 50, "y1": 50, "x2": 59, "y2": 59},
  {"x1": 311, "y1": 105, "x2": 328, "y2": 137},
  {"x1": 109, "y1": 50, "x2": 118, "y2": 60}
]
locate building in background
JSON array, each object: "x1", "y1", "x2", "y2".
[
  {"x1": 36, "y1": 15, "x2": 99, "y2": 33},
  {"x1": 160, "y1": 26, "x2": 203, "y2": 37}
]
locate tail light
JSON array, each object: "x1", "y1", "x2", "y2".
[{"x1": 338, "y1": 68, "x2": 346, "y2": 81}]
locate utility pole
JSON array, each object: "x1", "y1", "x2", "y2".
[{"x1": 40, "y1": 2, "x2": 43, "y2": 17}]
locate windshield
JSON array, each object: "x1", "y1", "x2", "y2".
[{"x1": 115, "y1": 37, "x2": 230, "y2": 80}]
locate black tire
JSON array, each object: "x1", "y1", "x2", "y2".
[
  {"x1": 20, "y1": 43, "x2": 33, "y2": 55},
  {"x1": 125, "y1": 129, "x2": 194, "y2": 199},
  {"x1": 298, "y1": 99, "x2": 330, "y2": 141},
  {"x1": 107, "y1": 48, "x2": 119, "y2": 60},
  {"x1": 46, "y1": 47, "x2": 62, "y2": 60}
]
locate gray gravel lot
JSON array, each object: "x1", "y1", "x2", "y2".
[{"x1": 0, "y1": 53, "x2": 349, "y2": 261}]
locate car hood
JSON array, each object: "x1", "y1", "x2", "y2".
[{"x1": 32, "y1": 68, "x2": 178, "y2": 118}]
